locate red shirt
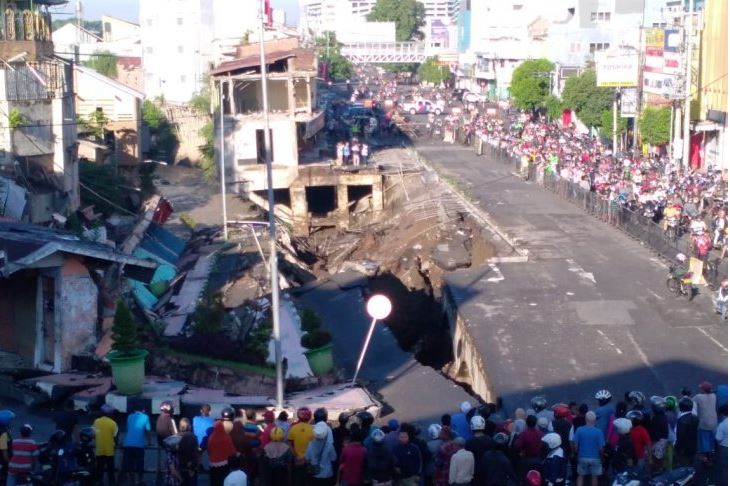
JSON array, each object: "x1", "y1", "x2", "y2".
[
  {"x1": 630, "y1": 425, "x2": 651, "y2": 459},
  {"x1": 339, "y1": 442, "x2": 367, "y2": 485},
  {"x1": 515, "y1": 428, "x2": 544, "y2": 459}
]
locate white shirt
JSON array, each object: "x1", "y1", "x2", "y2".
[
  {"x1": 449, "y1": 448, "x2": 474, "y2": 484},
  {"x1": 223, "y1": 470, "x2": 248, "y2": 486},
  {"x1": 716, "y1": 417, "x2": 728, "y2": 448}
]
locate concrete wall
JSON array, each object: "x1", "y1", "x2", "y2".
[
  {"x1": 443, "y1": 284, "x2": 495, "y2": 403},
  {"x1": 58, "y1": 258, "x2": 98, "y2": 371}
]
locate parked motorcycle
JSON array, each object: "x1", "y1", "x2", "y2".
[{"x1": 612, "y1": 466, "x2": 695, "y2": 485}]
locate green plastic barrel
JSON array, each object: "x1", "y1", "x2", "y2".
[{"x1": 304, "y1": 343, "x2": 334, "y2": 376}]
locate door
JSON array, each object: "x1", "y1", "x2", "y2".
[{"x1": 41, "y1": 276, "x2": 55, "y2": 367}]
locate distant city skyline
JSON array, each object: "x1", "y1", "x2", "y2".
[{"x1": 50, "y1": 0, "x2": 300, "y2": 25}]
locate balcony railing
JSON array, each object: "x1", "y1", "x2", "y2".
[{"x1": 1, "y1": 8, "x2": 52, "y2": 42}]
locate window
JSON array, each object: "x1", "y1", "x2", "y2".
[
  {"x1": 178, "y1": 46, "x2": 184, "y2": 53},
  {"x1": 592, "y1": 11, "x2": 611, "y2": 22},
  {"x1": 589, "y1": 42, "x2": 610, "y2": 53},
  {"x1": 177, "y1": 17, "x2": 183, "y2": 25},
  {"x1": 590, "y1": 12, "x2": 597, "y2": 20},
  {"x1": 513, "y1": 4, "x2": 523, "y2": 10}
]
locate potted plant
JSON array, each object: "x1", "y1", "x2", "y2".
[
  {"x1": 106, "y1": 300, "x2": 148, "y2": 395},
  {"x1": 299, "y1": 308, "x2": 333, "y2": 376}
]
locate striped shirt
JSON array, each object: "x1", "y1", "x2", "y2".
[{"x1": 8, "y1": 438, "x2": 38, "y2": 474}]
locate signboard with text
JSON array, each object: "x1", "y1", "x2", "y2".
[{"x1": 595, "y1": 51, "x2": 639, "y2": 87}]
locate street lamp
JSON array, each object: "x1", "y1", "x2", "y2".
[{"x1": 351, "y1": 294, "x2": 392, "y2": 386}]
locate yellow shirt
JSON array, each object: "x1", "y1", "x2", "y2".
[
  {"x1": 288, "y1": 422, "x2": 313, "y2": 459},
  {"x1": 93, "y1": 416, "x2": 118, "y2": 457}
]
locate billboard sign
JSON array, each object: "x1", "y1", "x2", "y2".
[
  {"x1": 595, "y1": 51, "x2": 639, "y2": 87},
  {"x1": 643, "y1": 71, "x2": 677, "y2": 97},
  {"x1": 620, "y1": 88, "x2": 638, "y2": 117},
  {"x1": 646, "y1": 28, "x2": 665, "y2": 48}
]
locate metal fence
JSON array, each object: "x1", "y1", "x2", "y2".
[{"x1": 480, "y1": 142, "x2": 727, "y2": 282}]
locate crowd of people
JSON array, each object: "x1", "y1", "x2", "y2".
[{"x1": 0, "y1": 382, "x2": 727, "y2": 486}]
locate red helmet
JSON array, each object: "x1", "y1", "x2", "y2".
[
  {"x1": 263, "y1": 410, "x2": 275, "y2": 422},
  {"x1": 297, "y1": 407, "x2": 312, "y2": 422},
  {"x1": 526, "y1": 470, "x2": 542, "y2": 486},
  {"x1": 553, "y1": 404, "x2": 571, "y2": 419}
]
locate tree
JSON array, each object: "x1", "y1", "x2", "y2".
[
  {"x1": 367, "y1": 0, "x2": 426, "y2": 41},
  {"x1": 510, "y1": 59, "x2": 554, "y2": 111},
  {"x1": 599, "y1": 109, "x2": 628, "y2": 139},
  {"x1": 545, "y1": 96, "x2": 566, "y2": 121},
  {"x1": 639, "y1": 106, "x2": 671, "y2": 146},
  {"x1": 417, "y1": 57, "x2": 450, "y2": 85},
  {"x1": 142, "y1": 99, "x2": 166, "y2": 129},
  {"x1": 198, "y1": 121, "x2": 216, "y2": 181},
  {"x1": 84, "y1": 50, "x2": 118, "y2": 78},
  {"x1": 111, "y1": 300, "x2": 139, "y2": 356},
  {"x1": 561, "y1": 69, "x2": 614, "y2": 128},
  {"x1": 78, "y1": 109, "x2": 109, "y2": 141},
  {"x1": 315, "y1": 32, "x2": 353, "y2": 81},
  {"x1": 142, "y1": 99, "x2": 178, "y2": 160}
]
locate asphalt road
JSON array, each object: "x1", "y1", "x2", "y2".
[{"x1": 415, "y1": 139, "x2": 728, "y2": 410}]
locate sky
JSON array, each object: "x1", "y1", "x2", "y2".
[{"x1": 54, "y1": 0, "x2": 300, "y2": 25}]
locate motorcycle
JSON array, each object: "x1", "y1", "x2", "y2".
[
  {"x1": 612, "y1": 466, "x2": 695, "y2": 485},
  {"x1": 666, "y1": 265, "x2": 695, "y2": 300}
]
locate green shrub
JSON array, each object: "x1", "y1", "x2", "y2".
[
  {"x1": 111, "y1": 300, "x2": 139, "y2": 355},
  {"x1": 301, "y1": 329, "x2": 332, "y2": 349},
  {"x1": 191, "y1": 292, "x2": 225, "y2": 335}
]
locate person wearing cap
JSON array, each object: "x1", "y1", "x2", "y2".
[
  {"x1": 304, "y1": 422, "x2": 336, "y2": 485},
  {"x1": 446, "y1": 437, "x2": 472, "y2": 486},
  {"x1": 6, "y1": 424, "x2": 37, "y2": 486},
  {"x1": 674, "y1": 397, "x2": 698, "y2": 467},
  {"x1": 365, "y1": 428, "x2": 394, "y2": 485},
  {"x1": 262, "y1": 426, "x2": 292, "y2": 486},
  {"x1": 93, "y1": 405, "x2": 119, "y2": 485},
  {"x1": 571, "y1": 411, "x2": 604, "y2": 486},
  {"x1": 260, "y1": 410, "x2": 277, "y2": 448},
  {"x1": 451, "y1": 402, "x2": 473, "y2": 442},
  {"x1": 693, "y1": 382, "x2": 718, "y2": 455}
]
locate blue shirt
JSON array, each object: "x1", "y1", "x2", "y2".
[
  {"x1": 193, "y1": 416, "x2": 214, "y2": 447},
  {"x1": 594, "y1": 403, "x2": 613, "y2": 437},
  {"x1": 123, "y1": 411, "x2": 151, "y2": 448},
  {"x1": 305, "y1": 439, "x2": 337, "y2": 479},
  {"x1": 451, "y1": 413, "x2": 472, "y2": 441},
  {"x1": 572, "y1": 425, "x2": 605, "y2": 459}
]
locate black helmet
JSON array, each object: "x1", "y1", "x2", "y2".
[
  {"x1": 337, "y1": 412, "x2": 350, "y2": 425},
  {"x1": 221, "y1": 407, "x2": 234, "y2": 421},
  {"x1": 49, "y1": 429, "x2": 67, "y2": 445},
  {"x1": 314, "y1": 407, "x2": 328, "y2": 424},
  {"x1": 357, "y1": 411, "x2": 374, "y2": 428},
  {"x1": 79, "y1": 427, "x2": 95, "y2": 443}
]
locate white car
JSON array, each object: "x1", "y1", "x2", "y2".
[
  {"x1": 401, "y1": 99, "x2": 443, "y2": 116},
  {"x1": 462, "y1": 91, "x2": 487, "y2": 103}
]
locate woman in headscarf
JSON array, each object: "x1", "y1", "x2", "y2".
[{"x1": 207, "y1": 421, "x2": 237, "y2": 486}]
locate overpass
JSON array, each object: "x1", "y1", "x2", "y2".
[{"x1": 341, "y1": 42, "x2": 426, "y2": 64}]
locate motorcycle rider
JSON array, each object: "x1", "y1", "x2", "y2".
[{"x1": 6, "y1": 424, "x2": 38, "y2": 486}]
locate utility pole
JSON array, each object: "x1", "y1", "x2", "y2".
[
  {"x1": 218, "y1": 82, "x2": 228, "y2": 241},
  {"x1": 682, "y1": 0, "x2": 694, "y2": 168},
  {"x1": 613, "y1": 89, "x2": 619, "y2": 154},
  {"x1": 259, "y1": 0, "x2": 284, "y2": 410}
]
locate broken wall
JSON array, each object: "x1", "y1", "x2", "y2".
[{"x1": 58, "y1": 257, "x2": 98, "y2": 371}]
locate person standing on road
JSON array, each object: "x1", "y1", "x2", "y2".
[
  {"x1": 447, "y1": 437, "x2": 473, "y2": 486},
  {"x1": 288, "y1": 407, "x2": 313, "y2": 486},
  {"x1": 93, "y1": 404, "x2": 119, "y2": 486},
  {"x1": 571, "y1": 411, "x2": 604, "y2": 486},
  {"x1": 6, "y1": 424, "x2": 38, "y2": 486},
  {"x1": 361, "y1": 142, "x2": 369, "y2": 165},
  {"x1": 715, "y1": 404, "x2": 728, "y2": 486},
  {"x1": 193, "y1": 404, "x2": 214, "y2": 450},
  {"x1": 693, "y1": 382, "x2": 718, "y2": 456},
  {"x1": 178, "y1": 418, "x2": 200, "y2": 486},
  {"x1": 120, "y1": 403, "x2": 152, "y2": 485},
  {"x1": 208, "y1": 421, "x2": 237, "y2": 486},
  {"x1": 366, "y1": 429, "x2": 394, "y2": 486},
  {"x1": 343, "y1": 142, "x2": 351, "y2": 165},
  {"x1": 392, "y1": 425, "x2": 422, "y2": 486},
  {"x1": 262, "y1": 427, "x2": 292, "y2": 486},
  {"x1": 451, "y1": 402, "x2": 473, "y2": 442},
  {"x1": 674, "y1": 397, "x2": 698, "y2": 467},
  {"x1": 156, "y1": 401, "x2": 178, "y2": 473},
  {"x1": 304, "y1": 422, "x2": 336, "y2": 486},
  {"x1": 339, "y1": 427, "x2": 367, "y2": 486}
]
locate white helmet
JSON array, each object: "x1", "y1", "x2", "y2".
[
  {"x1": 612, "y1": 418, "x2": 632, "y2": 435},
  {"x1": 676, "y1": 253, "x2": 687, "y2": 262},
  {"x1": 313, "y1": 422, "x2": 329, "y2": 440},
  {"x1": 595, "y1": 389, "x2": 612, "y2": 401},
  {"x1": 460, "y1": 401, "x2": 472, "y2": 414},
  {"x1": 541, "y1": 432, "x2": 561, "y2": 450},
  {"x1": 470, "y1": 415, "x2": 486, "y2": 431},
  {"x1": 428, "y1": 424, "x2": 442, "y2": 440}
]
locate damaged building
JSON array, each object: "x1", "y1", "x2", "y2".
[
  {"x1": 0, "y1": 222, "x2": 155, "y2": 372},
  {"x1": 0, "y1": 0, "x2": 79, "y2": 223},
  {"x1": 211, "y1": 37, "x2": 384, "y2": 236}
]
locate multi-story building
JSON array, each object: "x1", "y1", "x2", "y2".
[
  {"x1": 140, "y1": 0, "x2": 215, "y2": 103},
  {"x1": 0, "y1": 0, "x2": 79, "y2": 223},
  {"x1": 211, "y1": 38, "x2": 384, "y2": 236}
]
